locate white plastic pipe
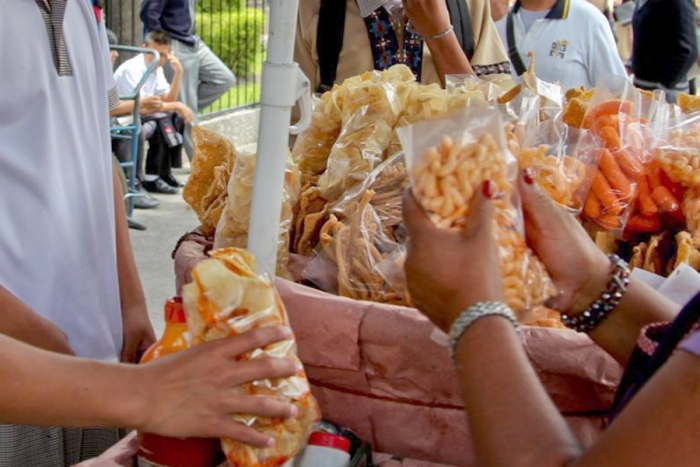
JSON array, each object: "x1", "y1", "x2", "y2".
[{"x1": 247, "y1": 0, "x2": 304, "y2": 276}]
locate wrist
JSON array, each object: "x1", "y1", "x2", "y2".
[
  {"x1": 565, "y1": 253, "x2": 611, "y2": 316},
  {"x1": 126, "y1": 364, "x2": 154, "y2": 430},
  {"x1": 420, "y1": 24, "x2": 454, "y2": 42}
]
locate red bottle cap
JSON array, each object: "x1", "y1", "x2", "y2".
[
  {"x1": 307, "y1": 432, "x2": 351, "y2": 453},
  {"x1": 165, "y1": 296, "x2": 187, "y2": 324}
]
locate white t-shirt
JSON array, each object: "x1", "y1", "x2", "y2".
[
  {"x1": 496, "y1": 0, "x2": 627, "y2": 89},
  {"x1": 0, "y1": 0, "x2": 122, "y2": 361},
  {"x1": 114, "y1": 54, "x2": 170, "y2": 98}
]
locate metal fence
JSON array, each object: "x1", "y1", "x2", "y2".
[{"x1": 105, "y1": 0, "x2": 267, "y2": 116}]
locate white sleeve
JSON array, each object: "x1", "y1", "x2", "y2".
[
  {"x1": 114, "y1": 64, "x2": 142, "y2": 97},
  {"x1": 154, "y1": 69, "x2": 171, "y2": 96},
  {"x1": 587, "y1": 15, "x2": 627, "y2": 87}
]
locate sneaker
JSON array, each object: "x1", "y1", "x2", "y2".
[
  {"x1": 142, "y1": 177, "x2": 179, "y2": 195},
  {"x1": 133, "y1": 194, "x2": 161, "y2": 209},
  {"x1": 127, "y1": 217, "x2": 147, "y2": 231}
]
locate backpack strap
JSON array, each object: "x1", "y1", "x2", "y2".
[
  {"x1": 445, "y1": 0, "x2": 475, "y2": 60},
  {"x1": 317, "y1": 0, "x2": 348, "y2": 93}
]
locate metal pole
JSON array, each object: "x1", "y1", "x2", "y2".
[{"x1": 246, "y1": 0, "x2": 301, "y2": 276}]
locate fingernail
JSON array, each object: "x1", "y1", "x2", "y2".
[
  {"x1": 289, "y1": 405, "x2": 299, "y2": 417},
  {"x1": 279, "y1": 327, "x2": 293, "y2": 339},
  {"x1": 523, "y1": 169, "x2": 534, "y2": 185},
  {"x1": 482, "y1": 180, "x2": 495, "y2": 199},
  {"x1": 265, "y1": 436, "x2": 275, "y2": 447}
]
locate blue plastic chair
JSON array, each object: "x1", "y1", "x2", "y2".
[{"x1": 110, "y1": 46, "x2": 160, "y2": 218}]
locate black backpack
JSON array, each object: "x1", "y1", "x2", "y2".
[{"x1": 316, "y1": 0, "x2": 475, "y2": 91}]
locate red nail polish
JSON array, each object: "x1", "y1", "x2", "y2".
[
  {"x1": 482, "y1": 180, "x2": 494, "y2": 199},
  {"x1": 523, "y1": 169, "x2": 534, "y2": 185}
]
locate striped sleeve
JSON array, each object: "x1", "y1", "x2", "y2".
[{"x1": 108, "y1": 86, "x2": 120, "y2": 111}]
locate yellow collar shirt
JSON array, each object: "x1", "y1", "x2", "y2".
[{"x1": 495, "y1": 0, "x2": 627, "y2": 89}]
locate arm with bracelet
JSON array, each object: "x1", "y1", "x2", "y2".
[{"x1": 403, "y1": 170, "x2": 698, "y2": 467}]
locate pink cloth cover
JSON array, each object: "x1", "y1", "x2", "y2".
[{"x1": 174, "y1": 237, "x2": 622, "y2": 467}]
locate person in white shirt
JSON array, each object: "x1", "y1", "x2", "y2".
[
  {"x1": 495, "y1": 0, "x2": 627, "y2": 89},
  {"x1": 114, "y1": 30, "x2": 194, "y2": 193}
]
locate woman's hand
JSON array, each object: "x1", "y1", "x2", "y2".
[
  {"x1": 403, "y1": 183, "x2": 504, "y2": 332},
  {"x1": 518, "y1": 170, "x2": 610, "y2": 314},
  {"x1": 135, "y1": 326, "x2": 298, "y2": 447},
  {"x1": 404, "y1": 0, "x2": 452, "y2": 38}
]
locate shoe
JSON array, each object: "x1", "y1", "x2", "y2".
[
  {"x1": 142, "y1": 177, "x2": 179, "y2": 195},
  {"x1": 127, "y1": 217, "x2": 147, "y2": 231},
  {"x1": 133, "y1": 194, "x2": 161, "y2": 209},
  {"x1": 161, "y1": 173, "x2": 184, "y2": 188}
]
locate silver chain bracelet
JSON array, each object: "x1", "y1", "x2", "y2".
[
  {"x1": 421, "y1": 24, "x2": 455, "y2": 42},
  {"x1": 560, "y1": 254, "x2": 631, "y2": 333},
  {"x1": 448, "y1": 301, "x2": 519, "y2": 361}
]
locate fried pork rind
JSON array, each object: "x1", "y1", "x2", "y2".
[
  {"x1": 182, "y1": 248, "x2": 321, "y2": 467},
  {"x1": 677, "y1": 93, "x2": 700, "y2": 114},
  {"x1": 401, "y1": 109, "x2": 556, "y2": 317},
  {"x1": 562, "y1": 97, "x2": 589, "y2": 129},
  {"x1": 213, "y1": 152, "x2": 299, "y2": 278},
  {"x1": 683, "y1": 188, "x2": 700, "y2": 245},
  {"x1": 317, "y1": 76, "x2": 403, "y2": 199},
  {"x1": 184, "y1": 126, "x2": 237, "y2": 236},
  {"x1": 311, "y1": 190, "x2": 408, "y2": 306},
  {"x1": 629, "y1": 242, "x2": 647, "y2": 270},
  {"x1": 644, "y1": 233, "x2": 665, "y2": 274},
  {"x1": 674, "y1": 231, "x2": 700, "y2": 270}
]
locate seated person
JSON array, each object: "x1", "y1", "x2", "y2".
[
  {"x1": 107, "y1": 28, "x2": 162, "y2": 211},
  {"x1": 295, "y1": 0, "x2": 513, "y2": 93},
  {"x1": 494, "y1": 0, "x2": 627, "y2": 89},
  {"x1": 114, "y1": 30, "x2": 194, "y2": 195}
]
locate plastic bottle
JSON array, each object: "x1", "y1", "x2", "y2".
[
  {"x1": 137, "y1": 297, "x2": 219, "y2": 467},
  {"x1": 292, "y1": 431, "x2": 351, "y2": 467}
]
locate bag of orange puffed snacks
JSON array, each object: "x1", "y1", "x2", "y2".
[{"x1": 397, "y1": 108, "x2": 556, "y2": 319}]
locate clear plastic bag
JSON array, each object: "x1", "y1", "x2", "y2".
[
  {"x1": 398, "y1": 108, "x2": 556, "y2": 317},
  {"x1": 518, "y1": 114, "x2": 592, "y2": 212},
  {"x1": 214, "y1": 152, "x2": 299, "y2": 278},
  {"x1": 304, "y1": 190, "x2": 409, "y2": 306},
  {"x1": 182, "y1": 247, "x2": 321, "y2": 467},
  {"x1": 577, "y1": 75, "x2": 649, "y2": 234},
  {"x1": 317, "y1": 75, "x2": 403, "y2": 200}
]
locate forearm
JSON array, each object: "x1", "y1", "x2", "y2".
[
  {"x1": 110, "y1": 100, "x2": 135, "y2": 117},
  {"x1": 0, "y1": 333, "x2": 144, "y2": 428},
  {"x1": 112, "y1": 168, "x2": 147, "y2": 314},
  {"x1": 164, "y1": 74, "x2": 182, "y2": 103},
  {"x1": 0, "y1": 284, "x2": 73, "y2": 354},
  {"x1": 425, "y1": 33, "x2": 475, "y2": 84},
  {"x1": 586, "y1": 278, "x2": 679, "y2": 365},
  {"x1": 161, "y1": 101, "x2": 184, "y2": 113},
  {"x1": 455, "y1": 317, "x2": 582, "y2": 467}
]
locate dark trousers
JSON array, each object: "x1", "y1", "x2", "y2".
[{"x1": 144, "y1": 113, "x2": 184, "y2": 181}]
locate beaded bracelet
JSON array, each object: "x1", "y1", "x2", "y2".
[
  {"x1": 448, "y1": 301, "x2": 519, "y2": 361},
  {"x1": 560, "y1": 254, "x2": 630, "y2": 333},
  {"x1": 421, "y1": 24, "x2": 455, "y2": 42}
]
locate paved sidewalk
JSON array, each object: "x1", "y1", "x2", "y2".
[{"x1": 128, "y1": 168, "x2": 196, "y2": 337}]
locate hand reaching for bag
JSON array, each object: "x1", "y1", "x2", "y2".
[{"x1": 134, "y1": 326, "x2": 298, "y2": 447}]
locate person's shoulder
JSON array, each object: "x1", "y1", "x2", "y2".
[
  {"x1": 567, "y1": 0, "x2": 610, "y2": 24},
  {"x1": 114, "y1": 55, "x2": 143, "y2": 77},
  {"x1": 298, "y1": 0, "x2": 321, "y2": 21}
]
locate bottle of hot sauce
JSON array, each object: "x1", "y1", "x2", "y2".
[{"x1": 137, "y1": 297, "x2": 219, "y2": 467}]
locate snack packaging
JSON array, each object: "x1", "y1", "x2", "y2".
[
  {"x1": 517, "y1": 106, "x2": 591, "y2": 211},
  {"x1": 304, "y1": 190, "x2": 408, "y2": 306},
  {"x1": 398, "y1": 108, "x2": 556, "y2": 317},
  {"x1": 578, "y1": 76, "x2": 652, "y2": 234},
  {"x1": 184, "y1": 126, "x2": 237, "y2": 236},
  {"x1": 182, "y1": 248, "x2": 321, "y2": 467},
  {"x1": 214, "y1": 152, "x2": 300, "y2": 278},
  {"x1": 317, "y1": 71, "x2": 405, "y2": 200}
]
